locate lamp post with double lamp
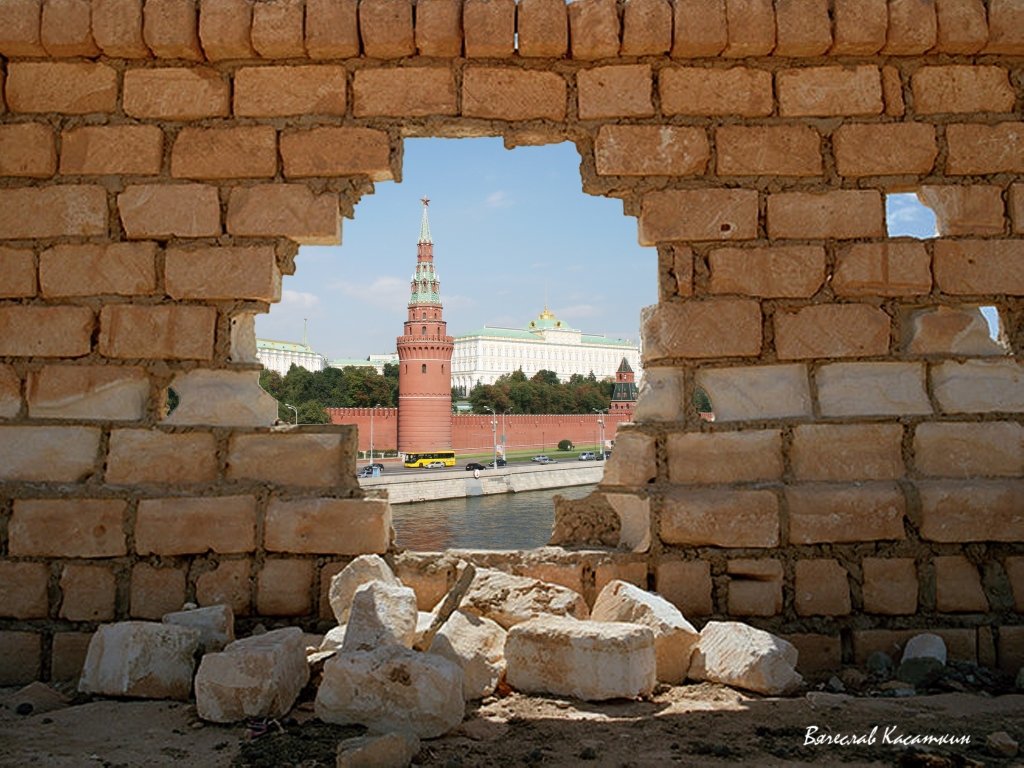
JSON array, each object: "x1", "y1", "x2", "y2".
[
  {"x1": 369, "y1": 404, "x2": 380, "y2": 466},
  {"x1": 483, "y1": 405, "x2": 497, "y2": 469},
  {"x1": 284, "y1": 403, "x2": 298, "y2": 426},
  {"x1": 593, "y1": 408, "x2": 606, "y2": 460}
]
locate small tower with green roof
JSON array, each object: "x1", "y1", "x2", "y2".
[{"x1": 610, "y1": 357, "x2": 638, "y2": 419}]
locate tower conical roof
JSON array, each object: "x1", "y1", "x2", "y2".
[
  {"x1": 418, "y1": 196, "x2": 432, "y2": 245},
  {"x1": 617, "y1": 357, "x2": 634, "y2": 374}
]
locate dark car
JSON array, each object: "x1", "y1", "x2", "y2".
[
  {"x1": 487, "y1": 458, "x2": 508, "y2": 467},
  {"x1": 356, "y1": 466, "x2": 374, "y2": 478},
  {"x1": 368, "y1": 463, "x2": 385, "y2": 472},
  {"x1": 465, "y1": 462, "x2": 486, "y2": 471}
]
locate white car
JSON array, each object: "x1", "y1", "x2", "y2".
[
  {"x1": 578, "y1": 452, "x2": 596, "y2": 461},
  {"x1": 426, "y1": 461, "x2": 446, "y2": 468},
  {"x1": 531, "y1": 455, "x2": 550, "y2": 463}
]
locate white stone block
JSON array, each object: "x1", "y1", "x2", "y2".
[
  {"x1": 336, "y1": 732, "x2": 420, "y2": 768},
  {"x1": 342, "y1": 582, "x2": 418, "y2": 653},
  {"x1": 429, "y1": 610, "x2": 507, "y2": 700},
  {"x1": 901, "y1": 633, "x2": 947, "y2": 664},
  {"x1": 461, "y1": 568, "x2": 589, "y2": 630},
  {"x1": 163, "y1": 369, "x2": 278, "y2": 426},
  {"x1": 329, "y1": 555, "x2": 401, "y2": 624},
  {"x1": 162, "y1": 604, "x2": 234, "y2": 652},
  {"x1": 319, "y1": 625, "x2": 347, "y2": 651},
  {"x1": 688, "y1": 621, "x2": 802, "y2": 696}
]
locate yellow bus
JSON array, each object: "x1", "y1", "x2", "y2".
[{"x1": 403, "y1": 451, "x2": 456, "y2": 468}]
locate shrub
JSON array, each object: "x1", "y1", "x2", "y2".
[{"x1": 558, "y1": 439, "x2": 573, "y2": 451}]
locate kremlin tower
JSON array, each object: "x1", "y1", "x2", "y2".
[
  {"x1": 396, "y1": 198, "x2": 454, "y2": 454},
  {"x1": 609, "y1": 357, "x2": 638, "y2": 420}
]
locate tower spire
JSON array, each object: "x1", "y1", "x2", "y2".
[{"x1": 418, "y1": 196, "x2": 432, "y2": 245}]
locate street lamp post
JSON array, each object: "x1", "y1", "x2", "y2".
[
  {"x1": 483, "y1": 406, "x2": 497, "y2": 469},
  {"x1": 593, "y1": 408, "x2": 606, "y2": 460},
  {"x1": 369, "y1": 404, "x2": 379, "y2": 464},
  {"x1": 284, "y1": 403, "x2": 298, "y2": 426}
]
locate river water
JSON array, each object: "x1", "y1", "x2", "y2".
[{"x1": 391, "y1": 484, "x2": 597, "y2": 551}]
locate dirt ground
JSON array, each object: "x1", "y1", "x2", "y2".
[{"x1": 2, "y1": 683, "x2": 1022, "y2": 768}]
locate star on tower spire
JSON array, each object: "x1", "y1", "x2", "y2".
[{"x1": 418, "y1": 197, "x2": 432, "y2": 245}]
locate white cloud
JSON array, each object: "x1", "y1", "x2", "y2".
[
  {"x1": 331, "y1": 276, "x2": 408, "y2": 310},
  {"x1": 886, "y1": 193, "x2": 938, "y2": 237},
  {"x1": 485, "y1": 190, "x2": 512, "y2": 208},
  {"x1": 556, "y1": 303, "x2": 601, "y2": 320},
  {"x1": 280, "y1": 289, "x2": 320, "y2": 309}
]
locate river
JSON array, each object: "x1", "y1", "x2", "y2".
[{"x1": 390, "y1": 484, "x2": 597, "y2": 550}]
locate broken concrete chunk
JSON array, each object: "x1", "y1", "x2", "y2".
[
  {"x1": 336, "y1": 732, "x2": 421, "y2": 768},
  {"x1": 328, "y1": 555, "x2": 401, "y2": 625},
  {"x1": 505, "y1": 616, "x2": 656, "y2": 701},
  {"x1": 429, "y1": 610, "x2": 507, "y2": 701},
  {"x1": 413, "y1": 611, "x2": 434, "y2": 650},
  {"x1": 78, "y1": 621, "x2": 201, "y2": 701},
  {"x1": 460, "y1": 568, "x2": 589, "y2": 630},
  {"x1": 341, "y1": 582, "x2": 418, "y2": 653},
  {"x1": 591, "y1": 580, "x2": 698, "y2": 684},
  {"x1": 316, "y1": 645, "x2": 465, "y2": 739},
  {"x1": 319, "y1": 625, "x2": 347, "y2": 652},
  {"x1": 6, "y1": 681, "x2": 71, "y2": 716},
  {"x1": 688, "y1": 621, "x2": 802, "y2": 696},
  {"x1": 162, "y1": 604, "x2": 234, "y2": 653},
  {"x1": 194, "y1": 627, "x2": 309, "y2": 723},
  {"x1": 897, "y1": 632, "x2": 946, "y2": 686}
]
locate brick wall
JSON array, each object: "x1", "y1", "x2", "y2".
[{"x1": 0, "y1": 0, "x2": 1022, "y2": 683}]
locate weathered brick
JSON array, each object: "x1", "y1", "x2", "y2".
[
  {"x1": 775, "y1": 304, "x2": 891, "y2": 360},
  {"x1": 0, "y1": 248, "x2": 36, "y2": 298},
  {"x1": 621, "y1": 0, "x2": 671, "y2": 55},
  {"x1": 358, "y1": 0, "x2": 414, "y2": 58},
  {"x1": 352, "y1": 68, "x2": 456, "y2": 117},
  {"x1": 985, "y1": 0, "x2": 1024, "y2": 53},
  {"x1": 934, "y1": 240, "x2": 1024, "y2": 296},
  {"x1": 852, "y1": 628, "x2": 977, "y2": 665},
  {"x1": 595, "y1": 125, "x2": 707, "y2": 176},
  {"x1": 934, "y1": 0, "x2": 988, "y2": 53},
  {"x1": 946, "y1": 122, "x2": 1024, "y2": 175},
  {"x1": 998, "y1": 626, "x2": 1024, "y2": 674},
  {"x1": 171, "y1": 127, "x2": 276, "y2": 180},
  {"x1": 882, "y1": 65, "x2": 905, "y2": 116},
  {"x1": 708, "y1": 246, "x2": 824, "y2": 298},
  {"x1": 794, "y1": 560, "x2": 851, "y2": 617},
  {"x1": 305, "y1": 0, "x2": 358, "y2": 57},
  {"x1": 142, "y1": 0, "x2": 203, "y2": 59},
  {"x1": 786, "y1": 634, "x2": 842, "y2": 675},
  {"x1": 0, "y1": 562, "x2": 49, "y2": 619},
  {"x1": 882, "y1": 0, "x2": 937, "y2": 54},
  {"x1": 791, "y1": 424, "x2": 904, "y2": 481},
  {"x1": 912, "y1": 66, "x2": 1015, "y2": 115},
  {"x1": 129, "y1": 564, "x2": 187, "y2": 619},
  {"x1": 917, "y1": 186, "x2": 1005, "y2": 237},
  {"x1": 726, "y1": 559, "x2": 782, "y2": 617},
  {"x1": 602, "y1": 431, "x2": 656, "y2": 486},
  {"x1": 413, "y1": 0, "x2": 461, "y2": 56},
  {"x1": 162, "y1": 369, "x2": 278, "y2": 427},
  {"x1": 641, "y1": 299, "x2": 761, "y2": 360},
  {"x1": 39, "y1": 242, "x2": 157, "y2": 297},
  {"x1": 0, "y1": 0, "x2": 46, "y2": 56},
  {"x1": 226, "y1": 185, "x2": 339, "y2": 244},
  {"x1": 833, "y1": 242, "x2": 932, "y2": 297},
  {"x1": 517, "y1": 0, "x2": 567, "y2": 57},
  {"x1": 640, "y1": 189, "x2": 758, "y2": 244},
  {"x1": 0, "y1": 425, "x2": 100, "y2": 482},
  {"x1": 198, "y1": 0, "x2": 256, "y2": 59},
  {"x1": 118, "y1": 183, "x2": 221, "y2": 238},
  {"x1": 196, "y1": 559, "x2": 252, "y2": 616},
  {"x1": 931, "y1": 360, "x2": 1024, "y2": 414},
  {"x1": 27, "y1": 364, "x2": 148, "y2": 420},
  {"x1": 10, "y1": 499, "x2": 126, "y2": 557},
  {"x1": 1012, "y1": 184, "x2": 1024, "y2": 234},
  {"x1": 716, "y1": 125, "x2": 820, "y2": 177},
  {"x1": 60, "y1": 564, "x2": 115, "y2": 621},
  {"x1": 722, "y1": 0, "x2": 775, "y2": 57},
  {"x1": 695, "y1": 364, "x2": 811, "y2": 422},
  {"x1": 60, "y1": 125, "x2": 163, "y2": 176},
  {"x1": 0, "y1": 123, "x2": 56, "y2": 178},
  {"x1": 862, "y1": 558, "x2": 918, "y2": 614},
  {"x1": 123, "y1": 68, "x2": 230, "y2": 120},
  {"x1": 165, "y1": 245, "x2": 280, "y2": 301},
  {"x1": 833, "y1": 123, "x2": 937, "y2": 177},
  {"x1": 462, "y1": 67, "x2": 566, "y2": 121},
  {"x1": 257, "y1": 559, "x2": 313, "y2": 616},
  {"x1": 234, "y1": 65, "x2": 346, "y2": 117},
  {"x1": 92, "y1": 0, "x2": 149, "y2": 58},
  {"x1": 767, "y1": 190, "x2": 884, "y2": 239},
  {"x1": 251, "y1": 0, "x2": 305, "y2": 57},
  {"x1": 777, "y1": 66, "x2": 882, "y2": 117},
  {"x1": 264, "y1": 497, "x2": 391, "y2": 554},
  {"x1": 1006, "y1": 557, "x2": 1024, "y2": 612},
  {"x1": 817, "y1": 362, "x2": 931, "y2": 417},
  {"x1": 655, "y1": 560, "x2": 712, "y2": 617},
  {"x1": 787, "y1": 483, "x2": 906, "y2": 543},
  {"x1": 920, "y1": 479, "x2": 1024, "y2": 542},
  {"x1": 462, "y1": 0, "x2": 513, "y2": 57},
  {"x1": 41, "y1": 0, "x2": 99, "y2": 56},
  {"x1": 660, "y1": 67, "x2": 772, "y2": 117},
  {"x1": 567, "y1": 0, "x2": 620, "y2": 59},
  {"x1": 935, "y1": 556, "x2": 989, "y2": 612},
  {"x1": 0, "y1": 633, "x2": 42, "y2": 686},
  {"x1": 51, "y1": 632, "x2": 93, "y2": 681},
  {"x1": 136, "y1": 496, "x2": 257, "y2": 555},
  {"x1": 0, "y1": 364, "x2": 21, "y2": 418},
  {"x1": 107, "y1": 428, "x2": 218, "y2": 485},
  {"x1": 0, "y1": 306, "x2": 94, "y2": 357},
  {"x1": 774, "y1": 0, "x2": 830, "y2": 56},
  {"x1": 281, "y1": 127, "x2": 392, "y2": 181},
  {"x1": 904, "y1": 305, "x2": 1006, "y2": 357},
  {"x1": 227, "y1": 431, "x2": 355, "y2": 487},
  {"x1": 578, "y1": 64, "x2": 653, "y2": 120},
  {"x1": 661, "y1": 489, "x2": 779, "y2": 547},
  {"x1": 0, "y1": 186, "x2": 107, "y2": 240},
  {"x1": 98, "y1": 304, "x2": 216, "y2": 360},
  {"x1": 667, "y1": 430, "x2": 782, "y2": 485}
]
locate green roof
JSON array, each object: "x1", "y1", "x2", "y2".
[
  {"x1": 580, "y1": 334, "x2": 634, "y2": 347},
  {"x1": 457, "y1": 327, "x2": 540, "y2": 341},
  {"x1": 330, "y1": 358, "x2": 376, "y2": 368},
  {"x1": 257, "y1": 338, "x2": 316, "y2": 353}
]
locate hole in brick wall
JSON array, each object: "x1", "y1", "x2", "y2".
[
  {"x1": 163, "y1": 388, "x2": 179, "y2": 417},
  {"x1": 980, "y1": 306, "x2": 1006, "y2": 344},
  {"x1": 886, "y1": 193, "x2": 938, "y2": 238},
  {"x1": 693, "y1": 387, "x2": 715, "y2": 422}
]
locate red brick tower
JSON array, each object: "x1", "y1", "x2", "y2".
[
  {"x1": 397, "y1": 198, "x2": 454, "y2": 453},
  {"x1": 610, "y1": 357, "x2": 639, "y2": 420}
]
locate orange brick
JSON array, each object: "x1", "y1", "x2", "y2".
[
  {"x1": 934, "y1": 0, "x2": 988, "y2": 53},
  {"x1": 0, "y1": 562, "x2": 49, "y2": 619},
  {"x1": 39, "y1": 242, "x2": 157, "y2": 297},
  {"x1": 831, "y1": 0, "x2": 887, "y2": 53},
  {"x1": 767, "y1": 190, "x2": 883, "y2": 239},
  {"x1": 933, "y1": 361, "x2": 1023, "y2": 413},
  {"x1": 568, "y1": 0, "x2": 620, "y2": 59},
  {"x1": 195, "y1": 559, "x2": 252, "y2": 616},
  {"x1": 791, "y1": 424, "x2": 904, "y2": 482},
  {"x1": 787, "y1": 483, "x2": 906, "y2": 543},
  {"x1": 60, "y1": 125, "x2": 163, "y2": 176},
  {"x1": 640, "y1": 188, "x2": 758, "y2": 244},
  {"x1": 794, "y1": 560, "x2": 851, "y2": 617},
  {"x1": 935, "y1": 556, "x2": 989, "y2": 612},
  {"x1": 118, "y1": 183, "x2": 221, "y2": 238},
  {"x1": 662, "y1": 489, "x2": 779, "y2": 547},
  {"x1": 774, "y1": 0, "x2": 831, "y2": 55},
  {"x1": 777, "y1": 65, "x2": 882, "y2": 117},
  {"x1": 620, "y1": 0, "x2": 671, "y2": 55},
  {"x1": 1012, "y1": 184, "x2": 1024, "y2": 234},
  {"x1": 918, "y1": 185, "x2": 1005, "y2": 237},
  {"x1": 0, "y1": 364, "x2": 20, "y2": 418},
  {"x1": 578, "y1": 64, "x2": 653, "y2": 120},
  {"x1": 671, "y1": 0, "x2": 726, "y2": 56},
  {"x1": 305, "y1": 0, "x2": 357, "y2": 57},
  {"x1": 655, "y1": 560, "x2": 713, "y2": 616},
  {"x1": 660, "y1": 67, "x2": 772, "y2": 117},
  {"x1": 775, "y1": 304, "x2": 890, "y2": 360},
  {"x1": 251, "y1": 0, "x2": 305, "y2": 57},
  {"x1": 463, "y1": 67, "x2": 566, "y2": 121},
  {"x1": 358, "y1": 0, "x2": 414, "y2": 58},
  {"x1": 722, "y1": 0, "x2": 775, "y2": 57},
  {"x1": 92, "y1": 0, "x2": 149, "y2": 58},
  {"x1": 165, "y1": 245, "x2": 280, "y2": 301},
  {"x1": 915, "y1": 422, "x2": 1022, "y2": 478},
  {"x1": 257, "y1": 559, "x2": 313, "y2": 615},
  {"x1": 226, "y1": 184, "x2": 340, "y2": 244},
  {"x1": 41, "y1": 0, "x2": 99, "y2": 56},
  {"x1": 833, "y1": 242, "x2": 932, "y2": 297},
  {"x1": 716, "y1": 125, "x2": 821, "y2": 176},
  {"x1": 833, "y1": 123, "x2": 937, "y2": 177},
  {"x1": 123, "y1": 68, "x2": 230, "y2": 120},
  {"x1": 98, "y1": 304, "x2": 216, "y2": 360},
  {"x1": 882, "y1": 0, "x2": 936, "y2": 54},
  {"x1": 27, "y1": 364, "x2": 148, "y2": 421},
  {"x1": 107, "y1": 428, "x2": 218, "y2": 484},
  {"x1": 594, "y1": 125, "x2": 708, "y2": 176},
  {"x1": 0, "y1": 306, "x2": 94, "y2": 357},
  {"x1": 667, "y1": 430, "x2": 782, "y2": 484},
  {"x1": 666, "y1": 244, "x2": 693, "y2": 298},
  {"x1": 281, "y1": 127, "x2": 392, "y2": 180},
  {"x1": 642, "y1": 299, "x2": 761, "y2": 359},
  {"x1": 0, "y1": 186, "x2": 107, "y2": 240},
  {"x1": 235, "y1": 65, "x2": 347, "y2": 117},
  {"x1": 0, "y1": 0, "x2": 46, "y2": 56},
  {"x1": 143, "y1": 0, "x2": 203, "y2": 59},
  {"x1": 985, "y1": 0, "x2": 1024, "y2": 53},
  {"x1": 6, "y1": 62, "x2": 116, "y2": 114},
  {"x1": 919, "y1": 479, "x2": 1024, "y2": 542},
  {"x1": 882, "y1": 65, "x2": 905, "y2": 116},
  {"x1": 592, "y1": 561, "x2": 646, "y2": 603},
  {"x1": 934, "y1": 240, "x2": 1024, "y2": 295},
  {"x1": 0, "y1": 425, "x2": 101, "y2": 482},
  {"x1": 0, "y1": 632, "x2": 42, "y2": 686},
  {"x1": 904, "y1": 305, "x2": 1006, "y2": 356},
  {"x1": 0, "y1": 248, "x2": 36, "y2": 298},
  {"x1": 353, "y1": 68, "x2": 456, "y2": 117},
  {"x1": 946, "y1": 122, "x2": 1024, "y2": 175},
  {"x1": 51, "y1": 632, "x2": 93, "y2": 680},
  {"x1": 998, "y1": 626, "x2": 1024, "y2": 674},
  {"x1": 726, "y1": 559, "x2": 783, "y2": 617},
  {"x1": 226, "y1": 431, "x2": 356, "y2": 487},
  {"x1": 171, "y1": 126, "x2": 277, "y2": 180},
  {"x1": 602, "y1": 431, "x2": 656, "y2": 486},
  {"x1": 60, "y1": 564, "x2": 115, "y2": 622},
  {"x1": 1005, "y1": 557, "x2": 1024, "y2": 612},
  {"x1": 415, "y1": 0, "x2": 462, "y2": 56},
  {"x1": 517, "y1": 0, "x2": 567, "y2": 57},
  {"x1": 10, "y1": 499, "x2": 126, "y2": 557},
  {"x1": 463, "y1": 0, "x2": 513, "y2": 57},
  {"x1": 862, "y1": 558, "x2": 918, "y2": 614},
  {"x1": 136, "y1": 496, "x2": 257, "y2": 555},
  {"x1": 786, "y1": 634, "x2": 842, "y2": 676},
  {"x1": 129, "y1": 564, "x2": 186, "y2": 619},
  {"x1": 264, "y1": 497, "x2": 391, "y2": 554},
  {"x1": 709, "y1": 246, "x2": 824, "y2": 298},
  {"x1": 912, "y1": 66, "x2": 1015, "y2": 114},
  {"x1": 198, "y1": 0, "x2": 256, "y2": 59}
]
